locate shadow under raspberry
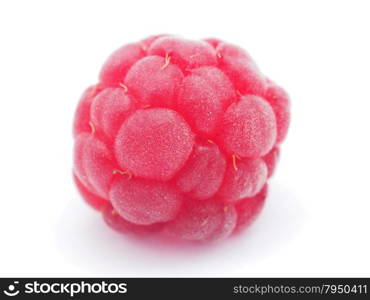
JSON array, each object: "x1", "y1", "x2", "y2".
[{"x1": 55, "y1": 181, "x2": 305, "y2": 276}]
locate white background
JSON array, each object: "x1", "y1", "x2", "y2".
[{"x1": 0, "y1": 0, "x2": 369, "y2": 277}]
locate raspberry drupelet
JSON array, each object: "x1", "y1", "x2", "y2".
[{"x1": 73, "y1": 35, "x2": 290, "y2": 242}]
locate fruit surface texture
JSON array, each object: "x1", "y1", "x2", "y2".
[{"x1": 73, "y1": 35, "x2": 290, "y2": 242}]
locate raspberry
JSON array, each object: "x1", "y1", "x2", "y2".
[
  {"x1": 73, "y1": 35, "x2": 290, "y2": 242},
  {"x1": 218, "y1": 95, "x2": 277, "y2": 158},
  {"x1": 90, "y1": 88, "x2": 135, "y2": 140},
  {"x1": 175, "y1": 138, "x2": 226, "y2": 200},
  {"x1": 216, "y1": 43, "x2": 265, "y2": 95},
  {"x1": 148, "y1": 36, "x2": 217, "y2": 70},
  {"x1": 83, "y1": 135, "x2": 115, "y2": 198},
  {"x1": 73, "y1": 85, "x2": 101, "y2": 138},
  {"x1": 165, "y1": 199, "x2": 237, "y2": 241},
  {"x1": 110, "y1": 177, "x2": 183, "y2": 225},
  {"x1": 102, "y1": 203, "x2": 163, "y2": 235},
  {"x1": 218, "y1": 158, "x2": 268, "y2": 202},
  {"x1": 264, "y1": 83, "x2": 290, "y2": 144},
  {"x1": 263, "y1": 147, "x2": 280, "y2": 178},
  {"x1": 73, "y1": 175, "x2": 108, "y2": 210},
  {"x1": 124, "y1": 56, "x2": 184, "y2": 107},
  {"x1": 176, "y1": 66, "x2": 236, "y2": 135},
  {"x1": 234, "y1": 184, "x2": 268, "y2": 233},
  {"x1": 114, "y1": 108, "x2": 194, "y2": 181},
  {"x1": 99, "y1": 44, "x2": 145, "y2": 88}
]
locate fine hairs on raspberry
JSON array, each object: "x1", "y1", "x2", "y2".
[{"x1": 73, "y1": 35, "x2": 290, "y2": 242}]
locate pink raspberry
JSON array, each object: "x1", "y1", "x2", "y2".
[{"x1": 73, "y1": 35, "x2": 290, "y2": 242}]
